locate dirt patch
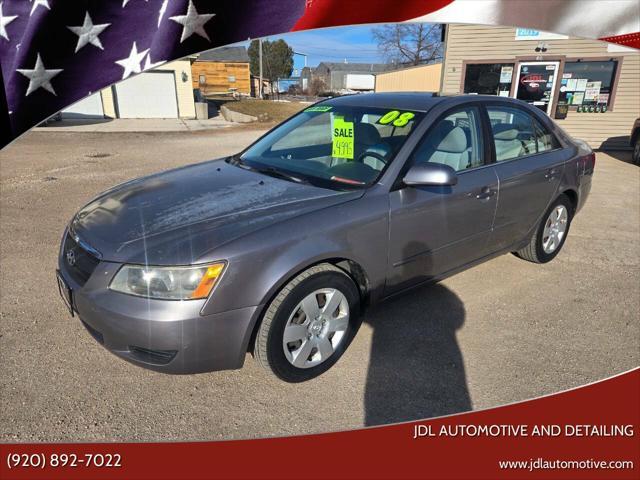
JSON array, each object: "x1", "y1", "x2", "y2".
[{"x1": 221, "y1": 99, "x2": 307, "y2": 123}]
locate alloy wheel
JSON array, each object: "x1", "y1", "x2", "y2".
[{"x1": 542, "y1": 205, "x2": 568, "y2": 254}]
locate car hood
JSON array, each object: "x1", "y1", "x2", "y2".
[{"x1": 70, "y1": 159, "x2": 362, "y2": 265}]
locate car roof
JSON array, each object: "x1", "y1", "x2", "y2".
[
  {"x1": 321, "y1": 92, "x2": 441, "y2": 112},
  {"x1": 320, "y1": 92, "x2": 526, "y2": 112}
]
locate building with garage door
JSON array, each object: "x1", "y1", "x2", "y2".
[
  {"x1": 440, "y1": 24, "x2": 640, "y2": 149},
  {"x1": 62, "y1": 58, "x2": 196, "y2": 120}
]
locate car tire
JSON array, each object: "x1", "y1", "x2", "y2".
[
  {"x1": 514, "y1": 194, "x2": 573, "y2": 264},
  {"x1": 254, "y1": 263, "x2": 361, "y2": 383}
]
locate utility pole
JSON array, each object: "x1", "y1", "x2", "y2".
[{"x1": 258, "y1": 38, "x2": 263, "y2": 99}]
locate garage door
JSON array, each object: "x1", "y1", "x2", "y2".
[
  {"x1": 61, "y1": 91, "x2": 104, "y2": 118},
  {"x1": 114, "y1": 71, "x2": 179, "y2": 118}
]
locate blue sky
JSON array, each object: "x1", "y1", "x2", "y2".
[{"x1": 239, "y1": 25, "x2": 384, "y2": 73}]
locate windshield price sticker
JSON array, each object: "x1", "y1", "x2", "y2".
[
  {"x1": 305, "y1": 105, "x2": 332, "y2": 112},
  {"x1": 332, "y1": 116, "x2": 354, "y2": 159},
  {"x1": 378, "y1": 110, "x2": 415, "y2": 127}
]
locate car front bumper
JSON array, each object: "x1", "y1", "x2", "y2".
[{"x1": 58, "y1": 257, "x2": 263, "y2": 374}]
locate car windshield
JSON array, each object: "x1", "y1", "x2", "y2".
[{"x1": 238, "y1": 104, "x2": 423, "y2": 189}]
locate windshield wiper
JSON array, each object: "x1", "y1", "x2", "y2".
[
  {"x1": 255, "y1": 166, "x2": 309, "y2": 185},
  {"x1": 226, "y1": 154, "x2": 248, "y2": 168},
  {"x1": 226, "y1": 156, "x2": 309, "y2": 185}
]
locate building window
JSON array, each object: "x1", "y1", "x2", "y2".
[
  {"x1": 463, "y1": 63, "x2": 514, "y2": 96},
  {"x1": 559, "y1": 60, "x2": 618, "y2": 107},
  {"x1": 228, "y1": 75, "x2": 236, "y2": 83},
  {"x1": 199, "y1": 74, "x2": 206, "y2": 84}
]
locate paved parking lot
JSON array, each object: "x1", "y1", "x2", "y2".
[{"x1": 1, "y1": 128, "x2": 638, "y2": 442}]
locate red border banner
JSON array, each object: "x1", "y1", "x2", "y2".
[
  {"x1": 293, "y1": 0, "x2": 454, "y2": 30},
  {"x1": 1, "y1": 369, "x2": 638, "y2": 479}
]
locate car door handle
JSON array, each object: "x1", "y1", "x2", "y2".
[
  {"x1": 475, "y1": 186, "x2": 496, "y2": 200},
  {"x1": 545, "y1": 168, "x2": 559, "y2": 180}
]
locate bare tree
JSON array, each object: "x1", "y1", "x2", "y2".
[
  {"x1": 372, "y1": 23, "x2": 442, "y2": 66},
  {"x1": 307, "y1": 78, "x2": 327, "y2": 96}
]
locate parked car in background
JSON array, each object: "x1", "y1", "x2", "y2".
[
  {"x1": 631, "y1": 118, "x2": 640, "y2": 164},
  {"x1": 57, "y1": 94, "x2": 595, "y2": 382}
]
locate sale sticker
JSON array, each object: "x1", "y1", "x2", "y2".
[
  {"x1": 332, "y1": 116, "x2": 354, "y2": 159},
  {"x1": 378, "y1": 110, "x2": 416, "y2": 127},
  {"x1": 305, "y1": 105, "x2": 332, "y2": 112}
]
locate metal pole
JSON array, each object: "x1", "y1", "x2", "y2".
[{"x1": 259, "y1": 38, "x2": 263, "y2": 99}]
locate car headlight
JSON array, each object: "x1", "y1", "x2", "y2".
[{"x1": 109, "y1": 263, "x2": 226, "y2": 300}]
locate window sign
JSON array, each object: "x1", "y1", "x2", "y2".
[
  {"x1": 499, "y1": 66, "x2": 513, "y2": 83},
  {"x1": 575, "y1": 79, "x2": 588, "y2": 91},
  {"x1": 571, "y1": 92, "x2": 585, "y2": 105},
  {"x1": 555, "y1": 103, "x2": 569, "y2": 119},
  {"x1": 332, "y1": 116, "x2": 354, "y2": 160},
  {"x1": 305, "y1": 105, "x2": 332, "y2": 112},
  {"x1": 584, "y1": 81, "x2": 601, "y2": 101}
]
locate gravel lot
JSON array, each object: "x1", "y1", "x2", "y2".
[{"x1": 1, "y1": 128, "x2": 638, "y2": 442}]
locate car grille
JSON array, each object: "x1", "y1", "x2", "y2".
[{"x1": 62, "y1": 233, "x2": 100, "y2": 286}]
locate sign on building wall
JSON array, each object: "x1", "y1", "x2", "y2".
[
  {"x1": 499, "y1": 66, "x2": 513, "y2": 83},
  {"x1": 515, "y1": 28, "x2": 569, "y2": 41}
]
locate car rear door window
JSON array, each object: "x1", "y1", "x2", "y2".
[
  {"x1": 533, "y1": 119, "x2": 560, "y2": 152},
  {"x1": 487, "y1": 106, "x2": 537, "y2": 161},
  {"x1": 412, "y1": 107, "x2": 484, "y2": 172}
]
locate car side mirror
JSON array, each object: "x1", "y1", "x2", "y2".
[{"x1": 403, "y1": 163, "x2": 458, "y2": 187}]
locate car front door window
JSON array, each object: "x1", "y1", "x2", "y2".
[{"x1": 412, "y1": 107, "x2": 484, "y2": 172}]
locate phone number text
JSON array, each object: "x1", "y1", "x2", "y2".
[{"x1": 6, "y1": 452, "x2": 122, "y2": 469}]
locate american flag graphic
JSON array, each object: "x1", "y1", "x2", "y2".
[
  {"x1": 0, "y1": 0, "x2": 310, "y2": 147},
  {"x1": 0, "y1": 0, "x2": 637, "y2": 149}
]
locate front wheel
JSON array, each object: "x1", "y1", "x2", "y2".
[
  {"x1": 254, "y1": 264, "x2": 361, "y2": 382},
  {"x1": 514, "y1": 194, "x2": 573, "y2": 263}
]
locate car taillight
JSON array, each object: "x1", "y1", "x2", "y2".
[{"x1": 582, "y1": 152, "x2": 596, "y2": 173}]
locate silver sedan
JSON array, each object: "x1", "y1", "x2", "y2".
[{"x1": 57, "y1": 93, "x2": 595, "y2": 382}]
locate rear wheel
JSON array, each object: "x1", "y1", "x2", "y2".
[
  {"x1": 514, "y1": 194, "x2": 573, "y2": 263},
  {"x1": 633, "y1": 136, "x2": 640, "y2": 165},
  {"x1": 254, "y1": 263, "x2": 361, "y2": 382}
]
